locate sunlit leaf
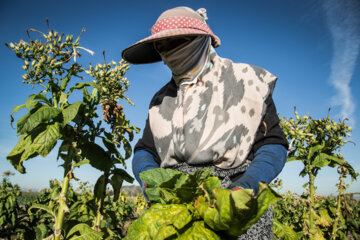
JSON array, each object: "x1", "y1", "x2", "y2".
[{"x1": 62, "y1": 101, "x2": 83, "y2": 124}]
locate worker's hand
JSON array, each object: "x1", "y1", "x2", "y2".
[{"x1": 231, "y1": 186, "x2": 243, "y2": 191}]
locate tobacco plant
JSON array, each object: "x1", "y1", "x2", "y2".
[
  {"x1": 5, "y1": 21, "x2": 138, "y2": 239},
  {"x1": 280, "y1": 108, "x2": 358, "y2": 239}
]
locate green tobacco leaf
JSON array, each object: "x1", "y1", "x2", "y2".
[
  {"x1": 7, "y1": 134, "x2": 33, "y2": 173},
  {"x1": 79, "y1": 142, "x2": 113, "y2": 172},
  {"x1": 7, "y1": 123, "x2": 60, "y2": 173},
  {"x1": 307, "y1": 143, "x2": 324, "y2": 161},
  {"x1": 199, "y1": 176, "x2": 222, "y2": 202},
  {"x1": 112, "y1": 168, "x2": 134, "y2": 183},
  {"x1": 317, "y1": 209, "x2": 333, "y2": 227},
  {"x1": 26, "y1": 123, "x2": 61, "y2": 158},
  {"x1": 94, "y1": 175, "x2": 106, "y2": 203},
  {"x1": 203, "y1": 188, "x2": 233, "y2": 231},
  {"x1": 62, "y1": 101, "x2": 83, "y2": 124},
  {"x1": 16, "y1": 103, "x2": 42, "y2": 135},
  {"x1": 142, "y1": 168, "x2": 214, "y2": 204},
  {"x1": 273, "y1": 220, "x2": 298, "y2": 240},
  {"x1": 102, "y1": 136, "x2": 120, "y2": 158},
  {"x1": 34, "y1": 223, "x2": 48, "y2": 240},
  {"x1": 66, "y1": 223, "x2": 103, "y2": 240},
  {"x1": 18, "y1": 105, "x2": 61, "y2": 135},
  {"x1": 323, "y1": 153, "x2": 346, "y2": 166},
  {"x1": 227, "y1": 182, "x2": 281, "y2": 236},
  {"x1": 60, "y1": 69, "x2": 73, "y2": 91},
  {"x1": 28, "y1": 203, "x2": 56, "y2": 217},
  {"x1": 125, "y1": 203, "x2": 192, "y2": 240},
  {"x1": 178, "y1": 221, "x2": 220, "y2": 240},
  {"x1": 68, "y1": 82, "x2": 95, "y2": 96},
  {"x1": 10, "y1": 103, "x2": 35, "y2": 128},
  {"x1": 110, "y1": 172, "x2": 126, "y2": 202},
  {"x1": 25, "y1": 94, "x2": 50, "y2": 111},
  {"x1": 141, "y1": 168, "x2": 182, "y2": 203},
  {"x1": 312, "y1": 153, "x2": 330, "y2": 168}
]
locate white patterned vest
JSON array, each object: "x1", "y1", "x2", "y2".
[{"x1": 148, "y1": 54, "x2": 277, "y2": 169}]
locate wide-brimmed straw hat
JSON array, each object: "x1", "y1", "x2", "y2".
[{"x1": 121, "y1": 6, "x2": 221, "y2": 64}]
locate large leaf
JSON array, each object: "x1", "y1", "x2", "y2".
[
  {"x1": 10, "y1": 103, "x2": 36, "y2": 128},
  {"x1": 66, "y1": 223, "x2": 103, "y2": 240},
  {"x1": 35, "y1": 223, "x2": 48, "y2": 240},
  {"x1": 141, "y1": 168, "x2": 213, "y2": 204},
  {"x1": 26, "y1": 123, "x2": 61, "y2": 158},
  {"x1": 79, "y1": 142, "x2": 113, "y2": 172},
  {"x1": 110, "y1": 168, "x2": 134, "y2": 201},
  {"x1": 141, "y1": 168, "x2": 182, "y2": 203},
  {"x1": 7, "y1": 123, "x2": 60, "y2": 173},
  {"x1": 16, "y1": 103, "x2": 43, "y2": 135},
  {"x1": 177, "y1": 221, "x2": 220, "y2": 240},
  {"x1": 62, "y1": 101, "x2": 83, "y2": 124},
  {"x1": 202, "y1": 188, "x2": 234, "y2": 231},
  {"x1": 312, "y1": 153, "x2": 330, "y2": 168},
  {"x1": 28, "y1": 203, "x2": 56, "y2": 217},
  {"x1": 231, "y1": 182, "x2": 281, "y2": 235},
  {"x1": 94, "y1": 175, "x2": 106, "y2": 203},
  {"x1": 112, "y1": 168, "x2": 134, "y2": 183},
  {"x1": 125, "y1": 203, "x2": 192, "y2": 240},
  {"x1": 110, "y1": 174, "x2": 123, "y2": 202},
  {"x1": 26, "y1": 93, "x2": 50, "y2": 110},
  {"x1": 273, "y1": 220, "x2": 298, "y2": 240},
  {"x1": 6, "y1": 134, "x2": 33, "y2": 173},
  {"x1": 18, "y1": 105, "x2": 61, "y2": 135},
  {"x1": 197, "y1": 182, "x2": 281, "y2": 237}
]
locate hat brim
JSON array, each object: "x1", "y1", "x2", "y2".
[{"x1": 122, "y1": 28, "x2": 219, "y2": 64}]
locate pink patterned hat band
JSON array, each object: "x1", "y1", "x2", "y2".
[{"x1": 151, "y1": 16, "x2": 214, "y2": 36}]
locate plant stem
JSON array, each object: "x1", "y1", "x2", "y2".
[
  {"x1": 54, "y1": 172, "x2": 70, "y2": 240},
  {"x1": 309, "y1": 170, "x2": 315, "y2": 240},
  {"x1": 331, "y1": 167, "x2": 344, "y2": 240}
]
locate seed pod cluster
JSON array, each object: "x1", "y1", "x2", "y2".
[
  {"x1": 280, "y1": 108, "x2": 353, "y2": 164},
  {"x1": 5, "y1": 27, "x2": 87, "y2": 88}
]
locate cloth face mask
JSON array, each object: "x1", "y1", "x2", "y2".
[{"x1": 155, "y1": 36, "x2": 211, "y2": 84}]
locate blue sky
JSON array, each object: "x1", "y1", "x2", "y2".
[{"x1": 0, "y1": 0, "x2": 359, "y2": 195}]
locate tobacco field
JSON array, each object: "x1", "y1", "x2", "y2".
[{"x1": 1, "y1": 24, "x2": 359, "y2": 240}]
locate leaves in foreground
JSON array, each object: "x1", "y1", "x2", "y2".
[{"x1": 125, "y1": 168, "x2": 281, "y2": 239}]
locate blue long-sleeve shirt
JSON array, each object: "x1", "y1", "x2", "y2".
[{"x1": 132, "y1": 144, "x2": 287, "y2": 195}]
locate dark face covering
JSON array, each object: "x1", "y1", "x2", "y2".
[{"x1": 154, "y1": 36, "x2": 211, "y2": 85}]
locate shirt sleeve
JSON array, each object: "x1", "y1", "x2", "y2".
[
  {"x1": 228, "y1": 144, "x2": 287, "y2": 194},
  {"x1": 132, "y1": 150, "x2": 159, "y2": 197}
]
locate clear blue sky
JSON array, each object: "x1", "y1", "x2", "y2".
[{"x1": 0, "y1": 0, "x2": 359, "y2": 195}]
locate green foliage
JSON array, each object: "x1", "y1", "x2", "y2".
[
  {"x1": 6, "y1": 22, "x2": 138, "y2": 240},
  {"x1": 125, "y1": 168, "x2": 281, "y2": 239},
  {"x1": 280, "y1": 108, "x2": 358, "y2": 239},
  {"x1": 273, "y1": 190, "x2": 360, "y2": 240},
  {"x1": 0, "y1": 177, "x2": 21, "y2": 238}
]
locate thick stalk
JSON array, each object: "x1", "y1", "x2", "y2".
[
  {"x1": 331, "y1": 169, "x2": 344, "y2": 240},
  {"x1": 54, "y1": 172, "x2": 70, "y2": 240},
  {"x1": 308, "y1": 170, "x2": 315, "y2": 240}
]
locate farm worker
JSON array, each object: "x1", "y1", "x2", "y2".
[{"x1": 122, "y1": 6, "x2": 288, "y2": 239}]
